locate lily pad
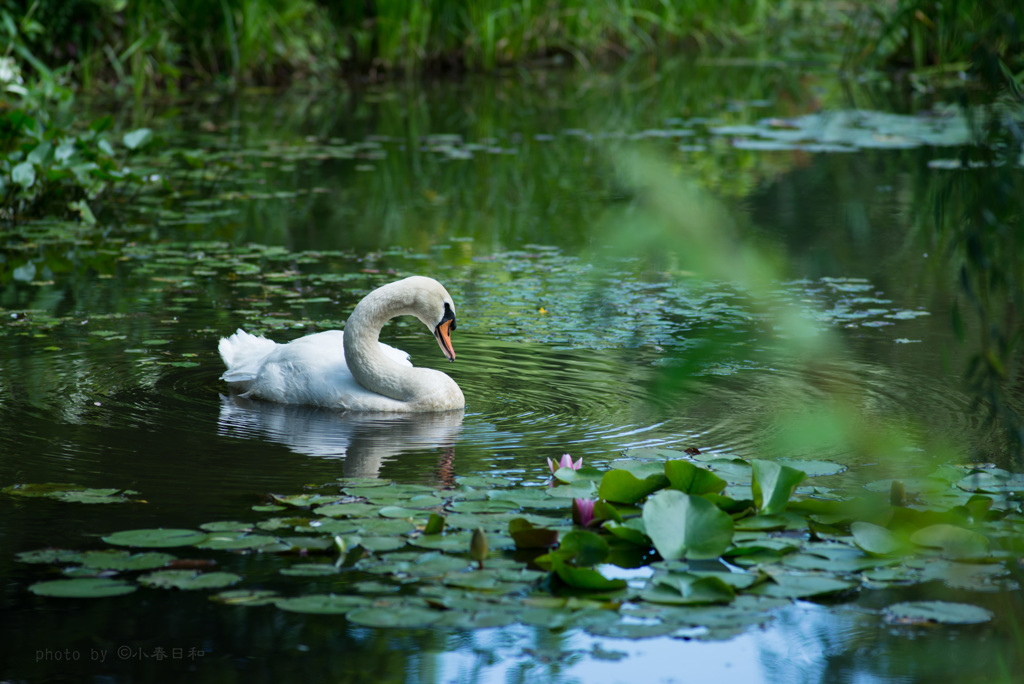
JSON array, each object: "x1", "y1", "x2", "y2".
[
  {"x1": 751, "y1": 460, "x2": 806, "y2": 515},
  {"x1": 598, "y1": 469, "x2": 668, "y2": 504},
  {"x1": 212, "y1": 589, "x2": 281, "y2": 606},
  {"x1": 195, "y1": 534, "x2": 281, "y2": 550},
  {"x1": 80, "y1": 551, "x2": 176, "y2": 571},
  {"x1": 747, "y1": 573, "x2": 857, "y2": 599},
  {"x1": 16, "y1": 549, "x2": 85, "y2": 565},
  {"x1": 883, "y1": 600, "x2": 993, "y2": 625},
  {"x1": 103, "y1": 528, "x2": 208, "y2": 548},
  {"x1": 642, "y1": 573, "x2": 736, "y2": 605},
  {"x1": 910, "y1": 524, "x2": 989, "y2": 558},
  {"x1": 280, "y1": 563, "x2": 340, "y2": 576},
  {"x1": 549, "y1": 555, "x2": 628, "y2": 592},
  {"x1": 642, "y1": 490, "x2": 734, "y2": 560},
  {"x1": 2, "y1": 483, "x2": 139, "y2": 504},
  {"x1": 346, "y1": 605, "x2": 443, "y2": 628},
  {"x1": 851, "y1": 521, "x2": 911, "y2": 556},
  {"x1": 664, "y1": 461, "x2": 727, "y2": 495},
  {"x1": 29, "y1": 578, "x2": 136, "y2": 598},
  {"x1": 139, "y1": 570, "x2": 242, "y2": 590},
  {"x1": 276, "y1": 594, "x2": 369, "y2": 614}
]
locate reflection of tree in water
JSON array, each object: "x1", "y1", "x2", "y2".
[{"x1": 922, "y1": 92, "x2": 1024, "y2": 454}]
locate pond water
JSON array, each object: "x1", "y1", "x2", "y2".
[{"x1": 2, "y1": 61, "x2": 1022, "y2": 683}]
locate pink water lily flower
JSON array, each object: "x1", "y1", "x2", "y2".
[
  {"x1": 547, "y1": 453, "x2": 583, "y2": 475},
  {"x1": 572, "y1": 498, "x2": 596, "y2": 527}
]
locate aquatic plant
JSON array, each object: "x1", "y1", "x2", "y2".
[{"x1": 13, "y1": 453, "x2": 1023, "y2": 634}]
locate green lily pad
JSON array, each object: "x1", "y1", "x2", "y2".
[
  {"x1": 200, "y1": 521, "x2": 254, "y2": 532},
  {"x1": 508, "y1": 518, "x2": 560, "y2": 549},
  {"x1": 280, "y1": 563, "x2": 340, "y2": 576},
  {"x1": 29, "y1": 578, "x2": 136, "y2": 598},
  {"x1": 751, "y1": 460, "x2": 806, "y2": 515},
  {"x1": 346, "y1": 605, "x2": 442, "y2": 628},
  {"x1": 2, "y1": 483, "x2": 139, "y2": 504},
  {"x1": 664, "y1": 461, "x2": 727, "y2": 495},
  {"x1": 16, "y1": 549, "x2": 85, "y2": 565},
  {"x1": 139, "y1": 570, "x2": 242, "y2": 590},
  {"x1": 555, "y1": 530, "x2": 611, "y2": 566},
  {"x1": 643, "y1": 573, "x2": 736, "y2": 605},
  {"x1": 276, "y1": 594, "x2": 369, "y2": 614},
  {"x1": 271, "y1": 493, "x2": 344, "y2": 508},
  {"x1": 851, "y1": 521, "x2": 911, "y2": 556},
  {"x1": 378, "y1": 506, "x2": 431, "y2": 519},
  {"x1": 604, "y1": 519, "x2": 651, "y2": 547},
  {"x1": 449, "y1": 500, "x2": 520, "y2": 514},
  {"x1": 80, "y1": 550, "x2": 176, "y2": 571},
  {"x1": 313, "y1": 502, "x2": 379, "y2": 518},
  {"x1": 212, "y1": 589, "x2": 281, "y2": 606},
  {"x1": 746, "y1": 573, "x2": 857, "y2": 598},
  {"x1": 103, "y1": 528, "x2": 209, "y2": 548},
  {"x1": 195, "y1": 534, "x2": 281, "y2": 550},
  {"x1": 549, "y1": 555, "x2": 628, "y2": 592},
  {"x1": 598, "y1": 469, "x2": 668, "y2": 504},
  {"x1": 910, "y1": 524, "x2": 989, "y2": 558},
  {"x1": 776, "y1": 459, "x2": 845, "y2": 477},
  {"x1": 883, "y1": 600, "x2": 993, "y2": 625},
  {"x1": 642, "y1": 490, "x2": 734, "y2": 560}
]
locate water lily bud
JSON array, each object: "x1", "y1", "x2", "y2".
[
  {"x1": 470, "y1": 528, "x2": 488, "y2": 568},
  {"x1": 890, "y1": 480, "x2": 906, "y2": 507}
]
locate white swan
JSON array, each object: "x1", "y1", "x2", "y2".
[{"x1": 218, "y1": 276, "x2": 465, "y2": 412}]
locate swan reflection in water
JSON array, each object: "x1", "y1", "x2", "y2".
[{"x1": 217, "y1": 393, "x2": 464, "y2": 480}]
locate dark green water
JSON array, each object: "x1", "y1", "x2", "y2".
[{"x1": 2, "y1": 62, "x2": 1022, "y2": 683}]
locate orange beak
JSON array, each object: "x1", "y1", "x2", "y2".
[{"x1": 434, "y1": 318, "x2": 456, "y2": 362}]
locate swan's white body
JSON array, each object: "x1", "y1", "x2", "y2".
[{"x1": 218, "y1": 276, "x2": 465, "y2": 412}]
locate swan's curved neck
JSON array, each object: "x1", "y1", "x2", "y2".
[{"x1": 342, "y1": 284, "x2": 425, "y2": 403}]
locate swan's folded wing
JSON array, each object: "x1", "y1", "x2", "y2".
[
  {"x1": 219, "y1": 329, "x2": 279, "y2": 382},
  {"x1": 379, "y1": 341, "x2": 413, "y2": 367}
]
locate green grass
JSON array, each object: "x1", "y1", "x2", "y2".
[
  {"x1": 844, "y1": 0, "x2": 1024, "y2": 92},
  {"x1": 0, "y1": 0, "x2": 820, "y2": 92}
]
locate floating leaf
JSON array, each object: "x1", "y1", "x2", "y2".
[
  {"x1": 314, "y1": 502, "x2": 378, "y2": 518},
  {"x1": 642, "y1": 573, "x2": 736, "y2": 605},
  {"x1": 508, "y1": 518, "x2": 559, "y2": 549},
  {"x1": 597, "y1": 469, "x2": 667, "y2": 504},
  {"x1": 194, "y1": 534, "x2": 280, "y2": 550},
  {"x1": 16, "y1": 549, "x2": 85, "y2": 565},
  {"x1": 664, "y1": 461, "x2": 727, "y2": 495},
  {"x1": 276, "y1": 594, "x2": 369, "y2": 614},
  {"x1": 554, "y1": 530, "x2": 610, "y2": 567},
  {"x1": 910, "y1": 524, "x2": 989, "y2": 558},
  {"x1": 139, "y1": 570, "x2": 242, "y2": 590},
  {"x1": 424, "y1": 513, "x2": 446, "y2": 534},
  {"x1": 346, "y1": 605, "x2": 442, "y2": 627},
  {"x1": 751, "y1": 460, "x2": 806, "y2": 515},
  {"x1": 103, "y1": 528, "x2": 208, "y2": 548},
  {"x1": 642, "y1": 490, "x2": 734, "y2": 560},
  {"x1": 851, "y1": 522, "x2": 911, "y2": 556},
  {"x1": 604, "y1": 519, "x2": 651, "y2": 547},
  {"x1": 280, "y1": 563, "x2": 340, "y2": 576},
  {"x1": 883, "y1": 600, "x2": 993, "y2": 625},
  {"x1": 549, "y1": 555, "x2": 627, "y2": 592},
  {"x1": 80, "y1": 551, "x2": 175, "y2": 571},
  {"x1": 2, "y1": 483, "x2": 138, "y2": 504},
  {"x1": 747, "y1": 573, "x2": 857, "y2": 598},
  {"x1": 212, "y1": 589, "x2": 281, "y2": 606},
  {"x1": 29, "y1": 578, "x2": 136, "y2": 598}
]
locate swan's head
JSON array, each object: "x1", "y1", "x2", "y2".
[{"x1": 399, "y1": 276, "x2": 459, "y2": 363}]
